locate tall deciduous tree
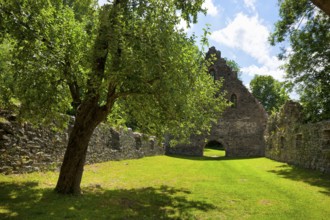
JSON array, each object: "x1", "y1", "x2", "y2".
[
  {"x1": 270, "y1": 0, "x2": 330, "y2": 121},
  {"x1": 250, "y1": 75, "x2": 289, "y2": 113},
  {"x1": 0, "y1": 0, "x2": 228, "y2": 194}
]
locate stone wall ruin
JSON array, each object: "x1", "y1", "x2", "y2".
[
  {"x1": 0, "y1": 111, "x2": 164, "y2": 174},
  {"x1": 265, "y1": 101, "x2": 330, "y2": 174},
  {"x1": 166, "y1": 47, "x2": 267, "y2": 157}
]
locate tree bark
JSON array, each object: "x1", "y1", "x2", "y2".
[
  {"x1": 311, "y1": 0, "x2": 330, "y2": 16},
  {"x1": 55, "y1": 98, "x2": 107, "y2": 195}
]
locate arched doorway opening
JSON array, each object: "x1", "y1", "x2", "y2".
[{"x1": 204, "y1": 140, "x2": 226, "y2": 157}]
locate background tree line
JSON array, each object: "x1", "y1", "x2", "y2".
[{"x1": 250, "y1": 0, "x2": 329, "y2": 122}]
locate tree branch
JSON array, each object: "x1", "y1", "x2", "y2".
[
  {"x1": 62, "y1": 54, "x2": 81, "y2": 109},
  {"x1": 103, "y1": 82, "x2": 117, "y2": 111},
  {"x1": 68, "y1": 81, "x2": 81, "y2": 109}
]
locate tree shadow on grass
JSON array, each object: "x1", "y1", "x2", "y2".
[
  {"x1": 0, "y1": 181, "x2": 216, "y2": 219},
  {"x1": 166, "y1": 154, "x2": 262, "y2": 161},
  {"x1": 268, "y1": 164, "x2": 330, "y2": 196}
]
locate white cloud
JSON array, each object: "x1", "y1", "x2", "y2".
[
  {"x1": 98, "y1": 0, "x2": 109, "y2": 6},
  {"x1": 241, "y1": 64, "x2": 285, "y2": 81},
  {"x1": 211, "y1": 13, "x2": 270, "y2": 64},
  {"x1": 244, "y1": 0, "x2": 257, "y2": 12},
  {"x1": 203, "y1": 0, "x2": 219, "y2": 17},
  {"x1": 210, "y1": 13, "x2": 285, "y2": 81},
  {"x1": 242, "y1": 64, "x2": 298, "y2": 100}
]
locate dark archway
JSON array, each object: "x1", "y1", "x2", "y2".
[
  {"x1": 204, "y1": 140, "x2": 225, "y2": 157},
  {"x1": 205, "y1": 140, "x2": 224, "y2": 150}
]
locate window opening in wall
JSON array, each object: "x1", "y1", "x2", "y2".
[
  {"x1": 230, "y1": 94, "x2": 237, "y2": 108},
  {"x1": 209, "y1": 69, "x2": 216, "y2": 81},
  {"x1": 323, "y1": 130, "x2": 330, "y2": 139},
  {"x1": 134, "y1": 135, "x2": 142, "y2": 150},
  {"x1": 280, "y1": 136, "x2": 285, "y2": 149},
  {"x1": 150, "y1": 139, "x2": 155, "y2": 150},
  {"x1": 296, "y1": 134, "x2": 303, "y2": 148},
  {"x1": 322, "y1": 130, "x2": 330, "y2": 149}
]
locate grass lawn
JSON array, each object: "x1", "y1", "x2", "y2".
[{"x1": 1, "y1": 149, "x2": 330, "y2": 219}]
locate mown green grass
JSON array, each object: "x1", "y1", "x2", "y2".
[{"x1": 1, "y1": 149, "x2": 330, "y2": 219}]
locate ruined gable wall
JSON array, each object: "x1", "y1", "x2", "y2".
[
  {"x1": 265, "y1": 101, "x2": 330, "y2": 174},
  {"x1": 207, "y1": 47, "x2": 267, "y2": 157},
  {"x1": 166, "y1": 47, "x2": 267, "y2": 157}
]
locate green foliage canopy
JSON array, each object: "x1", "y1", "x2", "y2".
[
  {"x1": 224, "y1": 59, "x2": 240, "y2": 73},
  {"x1": 224, "y1": 58, "x2": 242, "y2": 80},
  {"x1": 0, "y1": 0, "x2": 98, "y2": 124},
  {"x1": 270, "y1": 0, "x2": 330, "y2": 121},
  {"x1": 0, "y1": 0, "x2": 228, "y2": 140},
  {"x1": 0, "y1": 38, "x2": 15, "y2": 108},
  {"x1": 250, "y1": 75, "x2": 289, "y2": 113}
]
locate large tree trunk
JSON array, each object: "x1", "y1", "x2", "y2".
[
  {"x1": 55, "y1": 98, "x2": 107, "y2": 195},
  {"x1": 311, "y1": 0, "x2": 330, "y2": 16},
  {"x1": 55, "y1": 0, "x2": 120, "y2": 195}
]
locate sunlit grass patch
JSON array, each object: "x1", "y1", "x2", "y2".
[
  {"x1": 0, "y1": 116, "x2": 9, "y2": 123},
  {"x1": 0, "y1": 152, "x2": 330, "y2": 219}
]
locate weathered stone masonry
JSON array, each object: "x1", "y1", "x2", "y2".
[
  {"x1": 0, "y1": 111, "x2": 164, "y2": 174},
  {"x1": 265, "y1": 101, "x2": 330, "y2": 174},
  {"x1": 166, "y1": 47, "x2": 267, "y2": 157}
]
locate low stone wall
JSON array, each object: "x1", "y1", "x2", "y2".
[
  {"x1": 164, "y1": 133, "x2": 206, "y2": 157},
  {"x1": 265, "y1": 101, "x2": 330, "y2": 174},
  {"x1": 0, "y1": 112, "x2": 164, "y2": 174},
  {"x1": 165, "y1": 143, "x2": 204, "y2": 157}
]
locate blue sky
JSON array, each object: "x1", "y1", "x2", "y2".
[{"x1": 98, "y1": 0, "x2": 286, "y2": 89}]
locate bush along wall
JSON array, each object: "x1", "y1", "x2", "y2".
[
  {"x1": 0, "y1": 110, "x2": 164, "y2": 174},
  {"x1": 265, "y1": 101, "x2": 330, "y2": 174}
]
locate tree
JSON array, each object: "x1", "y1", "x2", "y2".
[
  {"x1": 0, "y1": 0, "x2": 228, "y2": 195},
  {"x1": 270, "y1": 0, "x2": 330, "y2": 121},
  {"x1": 0, "y1": 38, "x2": 15, "y2": 108},
  {"x1": 250, "y1": 75, "x2": 289, "y2": 113},
  {"x1": 297, "y1": 77, "x2": 330, "y2": 122},
  {"x1": 224, "y1": 58, "x2": 242, "y2": 80}
]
